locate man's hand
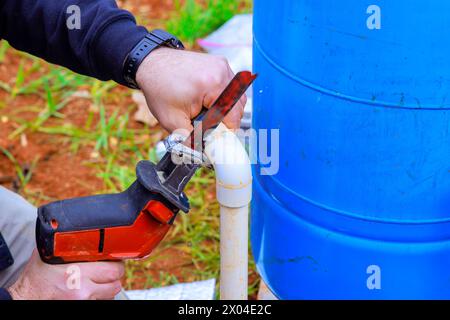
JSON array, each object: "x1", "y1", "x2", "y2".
[
  {"x1": 136, "y1": 48, "x2": 247, "y2": 133},
  {"x1": 8, "y1": 249, "x2": 124, "y2": 300}
]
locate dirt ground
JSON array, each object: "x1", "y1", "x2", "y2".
[{"x1": 0, "y1": 0, "x2": 175, "y2": 200}]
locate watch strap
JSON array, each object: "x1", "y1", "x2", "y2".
[{"x1": 123, "y1": 30, "x2": 184, "y2": 89}]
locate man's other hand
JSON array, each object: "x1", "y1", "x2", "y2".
[
  {"x1": 8, "y1": 249, "x2": 124, "y2": 300},
  {"x1": 136, "y1": 48, "x2": 247, "y2": 133}
]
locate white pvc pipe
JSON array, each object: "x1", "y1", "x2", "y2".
[
  {"x1": 204, "y1": 123, "x2": 252, "y2": 300},
  {"x1": 218, "y1": 206, "x2": 248, "y2": 300}
]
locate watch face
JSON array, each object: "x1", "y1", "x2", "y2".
[
  {"x1": 150, "y1": 29, "x2": 184, "y2": 49},
  {"x1": 170, "y1": 39, "x2": 184, "y2": 49}
]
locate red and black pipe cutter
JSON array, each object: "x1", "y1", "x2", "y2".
[{"x1": 36, "y1": 71, "x2": 256, "y2": 264}]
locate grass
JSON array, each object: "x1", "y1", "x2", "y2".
[
  {"x1": 0, "y1": 0, "x2": 259, "y2": 298},
  {"x1": 167, "y1": 0, "x2": 252, "y2": 46},
  {"x1": 0, "y1": 146, "x2": 38, "y2": 193},
  {"x1": 0, "y1": 42, "x2": 9, "y2": 63}
]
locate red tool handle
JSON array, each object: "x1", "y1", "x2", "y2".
[{"x1": 36, "y1": 167, "x2": 177, "y2": 264}]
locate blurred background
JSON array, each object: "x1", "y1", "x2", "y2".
[{"x1": 0, "y1": 0, "x2": 258, "y2": 298}]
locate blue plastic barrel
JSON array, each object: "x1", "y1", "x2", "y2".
[{"x1": 251, "y1": 0, "x2": 450, "y2": 299}]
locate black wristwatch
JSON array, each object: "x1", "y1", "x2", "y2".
[{"x1": 123, "y1": 29, "x2": 184, "y2": 89}]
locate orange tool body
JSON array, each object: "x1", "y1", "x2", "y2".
[{"x1": 36, "y1": 71, "x2": 256, "y2": 264}]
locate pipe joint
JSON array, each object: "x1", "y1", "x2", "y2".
[{"x1": 204, "y1": 123, "x2": 252, "y2": 208}]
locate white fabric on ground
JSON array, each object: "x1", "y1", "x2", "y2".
[{"x1": 125, "y1": 278, "x2": 216, "y2": 300}]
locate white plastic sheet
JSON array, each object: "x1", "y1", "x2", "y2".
[{"x1": 125, "y1": 278, "x2": 216, "y2": 300}]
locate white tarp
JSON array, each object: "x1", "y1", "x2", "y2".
[{"x1": 125, "y1": 278, "x2": 216, "y2": 300}]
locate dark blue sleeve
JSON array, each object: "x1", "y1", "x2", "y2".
[
  {"x1": 0, "y1": 232, "x2": 13, "y2": 272},
  {"x1": 0, "y1": 288, "x2": 12, "y2": 300},
  {"x1": 0, "y1": 0, "x2": 148, "y2": 86},
  {"x1": 0, "y1": 233, "x2": 14, "y2": 300}
]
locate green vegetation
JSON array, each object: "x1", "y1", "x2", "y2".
[{"x1": 167, "y1": 0, "x2": 252, "y2": 46}]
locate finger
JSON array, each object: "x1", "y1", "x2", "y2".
[
  {"x1": 201, "y1": 63, "x2": 231, "y2": 109},
  {"x1": 83, "y1": 261, "x2": 125, "y2": 284},
  {"x1": 87, "y1": 280, "x2": 122, "y2": 300},
  {"x1": 163, "y1": 108, "x2": 193, "y2": 133},
  {"x1": 202, "y1": 85, "x2": 226, "y2": 110},
  {"x1": 223, "y1": 97, "x2": 245, "y2": 129}
]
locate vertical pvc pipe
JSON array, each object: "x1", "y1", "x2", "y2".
[
  {"x1": 220, "y1": 206, "x2": 249, "y2": 300},
  {"x1": 204, "y1": 123, "x2": 252, "y2": 300}
]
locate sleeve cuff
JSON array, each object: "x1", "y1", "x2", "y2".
[
  {"x1": 0, "y1": 288, "x2": 12, "y2": 300},
  {"x1": 91, "y1": 17, "x2": 148, "y2": 87}
]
